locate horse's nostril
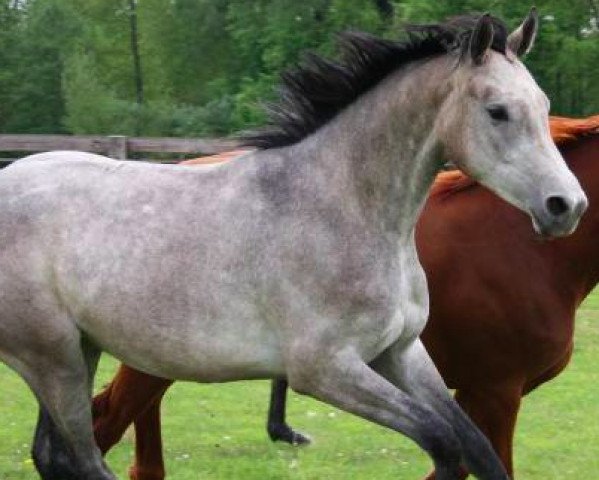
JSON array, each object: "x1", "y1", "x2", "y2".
[{"x1": 546, "y1": 196, "x2": 570, "y2": 217}]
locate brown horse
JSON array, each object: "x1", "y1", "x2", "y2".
[{"x1": 92, "y1": 115, "x2": 599, "y2": 480}]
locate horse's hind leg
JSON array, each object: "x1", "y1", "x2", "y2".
[
  {"x1": 27, "y1": 334, "x2": 115, "y2": 480},
  {"x1": 129, "y1": 395, "x2": 168, "y2": 480},
  {"x1": 371, "y1": 339, "x2": 508, "y2": 480},
  {"x1": 92, "y1": 364, "x2": 173, "y2": 480},
  {"x1": 288, "y1": 347, "x2": 464, "y2": 480},
  {"x1": 266, "y1": 379, "x2": 310, "y2": 445},
  {"x1": 93, "y1": 364, "x2": 173, "y2": 456}
]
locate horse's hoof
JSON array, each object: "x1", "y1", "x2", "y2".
[
  {"x1": 128, "y1": 465, "x2": 165, "y2": 480},
  {"x1": 291, "y1": 431, "x2": 311, "y2": 446},
  {"x1": 268, "y1": 423, "x2": 311, "y2": 446}
]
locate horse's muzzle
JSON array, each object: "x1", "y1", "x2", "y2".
[{"x1": 531, "y1": 192, "x2": 588, "y2": 238}]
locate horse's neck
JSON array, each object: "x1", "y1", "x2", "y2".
[
  {"x1": 288, "y1": 58, "x2": 447, "y2": 238},
  {"x1": 552, "y1": 219, "x2": 599, "y2": 309},
  {"x1": 550, "y1": 136, "x2": 599, "y2": 304}
]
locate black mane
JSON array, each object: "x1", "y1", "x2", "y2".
[{"x1": 241, "y1": 14, "x2": 509, "y2": 150}]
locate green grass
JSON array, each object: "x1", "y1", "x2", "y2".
[{"x1": 1, "y1": 291, "x2": 598, "y2": 479}]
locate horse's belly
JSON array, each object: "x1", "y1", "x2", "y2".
[
  {"x1": 86, "y1": 312, "x2": 286, "y2": 383},
  {"x1": 135, "y1": 343, "x2": 285, "y2": 383}
]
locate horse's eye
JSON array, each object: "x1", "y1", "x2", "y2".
[{"x1": 486, "y1": 105, "x2": 509, "y2": 122}]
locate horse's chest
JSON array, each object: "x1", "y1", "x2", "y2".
[
  {"x1": 351, "y1": 246, "x2": 430, "y2": 360},
  {"x1": 389, "y1": 276, "x2": 428, "y2": 345}
]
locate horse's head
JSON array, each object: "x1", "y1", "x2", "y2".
[{"x1": 435, "y1": 9, "x2": 587, "y2": 238}]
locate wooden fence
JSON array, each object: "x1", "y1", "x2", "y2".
[{"x1": 0, "y1": 134, "x2": 239, "y2": 166}]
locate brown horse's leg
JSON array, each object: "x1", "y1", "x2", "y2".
[
  {"x1": 266, "y1": 379, "x2": 311, "y2": 445},
  {"x1": 424, "y1": 385, "x2": 522, "y2": 479},
  {"x1": 128, "y1": 389, "x2": 171, "y2": 480},
  {"x1": 92, "y1": 364, "x2": 173, "y2": 459}
]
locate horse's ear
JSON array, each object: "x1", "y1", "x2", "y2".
[
  {"x1": 507, "y1": 7, "x2": 539, "y2": 57},
  {"x1": 469, "y1": 13, "x2": 494, "y2": 65}
]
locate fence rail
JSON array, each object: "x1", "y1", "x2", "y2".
[{"x1": 0, "y1": 134, "x2": 239, "y2": 165}]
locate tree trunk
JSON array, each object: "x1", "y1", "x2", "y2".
[
  {"x1": 555, "y1": 71, "x2": 562, "y2": 114},
  {"x1": 589, "y1": 0, "x2": 599, "y2": 28},
  {"x1": 128, "y1": 0, "x2": 144, "y2": 106}
]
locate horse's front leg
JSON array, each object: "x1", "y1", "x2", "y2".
[
  {"x1": 287, "y1": 347, "x2": 465, "y2": 480},
  {"x1": 371, "y1": 339, "x2": 509, "y2": 480},
  {"x1": 423, "y1": 383, "x2": 523, "y2": 480},
  {"x1": 452, "y1": 385, "x2": 521, "y2": 479},
  {"x1": 266, "y1": 379, "x2": 311, "y2": 445}
]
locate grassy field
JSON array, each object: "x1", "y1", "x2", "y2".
[{"x1": 1, "y1": 292, "x2": 598, "y2": 479}]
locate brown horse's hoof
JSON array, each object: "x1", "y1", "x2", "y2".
[{"x1": 129, "y1": 465, "x2": 166, "y2": 480}]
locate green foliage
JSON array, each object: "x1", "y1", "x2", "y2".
[
  {"x1": 0, "y1": 0, "x2": 597, "y2": 136},
  {"x1": 0, "y1": 0, "x2": 83, "y2": 133}
]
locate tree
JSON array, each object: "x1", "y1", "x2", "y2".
[{"x1": 1, "y1": 0, "x2": 597, "y2": 135}]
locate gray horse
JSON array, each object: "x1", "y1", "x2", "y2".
[{"x1": 0, "y1": 11, "x2": 587, "y2": 480}]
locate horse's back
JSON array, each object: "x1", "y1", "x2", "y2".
[
  {"x1": 11, "y1": 150, "x2": 113, "y2": 165},
  {"x1": 1, "y1": 150, "x2": 244, "y2": 190},
  {"x1": 2, "y1": 151, "x2": 126, "y2": 187}
]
